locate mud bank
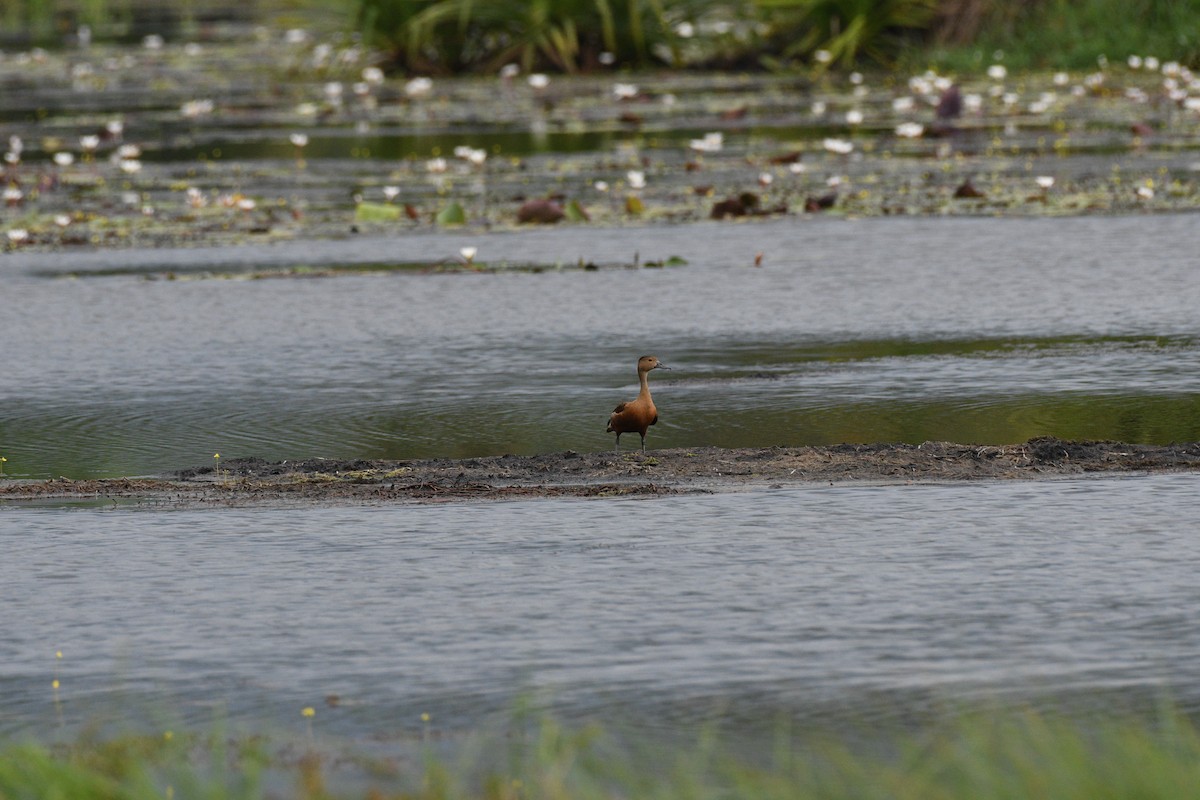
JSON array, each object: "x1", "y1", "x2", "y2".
[{"x1": 2, "y1": 438, "x2": 1199, "y2": 508}]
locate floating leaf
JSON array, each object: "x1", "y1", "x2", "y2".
[
  {"x1": 355, "y1": 202, "x2": 402, "y2": 222},
  {"x1": 564, "y1": 199, "x2": 590, "y2": 222},
  {"x1": 435, "y1": 201, "x2": 467, "y2": 226},
  {"x1": 625, "y1": 195, "x2": 644, "y2": 215}
]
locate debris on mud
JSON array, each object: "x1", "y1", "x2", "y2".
[{"x1": 3, "y1": 438, "x2": 1199, "y2": 508}]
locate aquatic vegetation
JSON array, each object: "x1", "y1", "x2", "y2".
[
  {"x1": 5, "y1": 706, "x2": 1200, "y2": 799},
  {"x1": 0, "y1": 4, "x2": 1198, "y2": 255}
]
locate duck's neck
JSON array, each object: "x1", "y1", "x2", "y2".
[{"x1": 637, "y1": 369, "x2": 652, "y2": 399}]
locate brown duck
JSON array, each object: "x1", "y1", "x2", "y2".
[{"x1": 607, "y1": 355, "x2": 669, "y2": 452}]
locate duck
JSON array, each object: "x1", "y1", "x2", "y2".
[{"x1": 607, "y1": 355, "x2": 669, "y2": 452}]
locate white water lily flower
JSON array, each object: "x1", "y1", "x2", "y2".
[
  {"x1": 813, "y1": 49, "x2": 833, "y2": 64},
  {"x1": 892, "y1": 96, "x2": 914, "y2": 112},
  {"x1": 383, "y1": 186, "x2": 400, "y2": 201},
  {"x1": 362, "y1": 66, "x2": 384, "y2": 85},
  {"x1": 460, "y1": 246, "x2": 477, "y2": 263},
  {"x1": 289, "y1": 133, "x2": 309, "y2": 148},
  {"x1": 80, "y1": 135, "x2": 100, "y2": 152},
  {"x1": 528, "y1": 73, "x2": 550, "y2": 89},
  {"x1": 1128, "y1": 55, "x2": 1143, "y2": 69},
  {"x1": 54, "y1": 214, "x2": 71, "y2": 227},
  {"x1": 53, "y1": 152, "x2": 74, "y2": 166},
  {"x1": 626, "y1": 170, "x2": 646, "y2": 189},
  {"x1": 896, "y1": 122, "x2": 924, "y2": 138},
  {"x1": 688, "y1": 132, "x2": 723, "y2": 153},
  {"x1": 181, "y1": 98, "x2": 214, "y2": 118},
  {"x1": 613, "y1": 82, "x2": 639, "y2": 100},
  {"x1": 426, "y1": 157, "x2": 447, "y2": 173},
  {"x1": 1137, "y1": 185, "x2": 1155, "y2": 200},
  {"x1": 823, "y1": 138, "x2": 853, "y2": 155},
  {"x1": 6, "y1": 228, "x2": 28, "y2": 243},
  {"x1": 1035, "y1": 176, "x2": 1055, "y2": 189},
  {"x1": 846, "y1": 109, "x2": 863, "y2": 125},
  {"x1": 594, "y1": 180, "x2": 609, "y2": 192},
  {"x1": 405, "y1": 77, "x2": 433, "y2": 98},
  {"x1": 987, "y1": 64, "x2": 1007, "y2": 80}
]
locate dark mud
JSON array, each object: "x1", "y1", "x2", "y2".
[{"x1": 3, "y1": 438, "x2": 1199, "y2": 508}]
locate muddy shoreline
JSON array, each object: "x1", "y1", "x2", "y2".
[{"x1": 2, "y1": 438, "x2": 1199, "y2": 508}]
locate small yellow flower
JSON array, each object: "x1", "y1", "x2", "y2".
[
  {"x1": 164, "y1": 730, "x2": 174, "y2": 741},
  {"x1": 302, "y1": 706, "x2": 315, "y2": 718},
  {"x1": 420, "y1": 712, "x2": 430, "y2": 722},
  {"x1": 52, "y1": 679, "x2": 59, "y2": 689},
  {"x1": 55, "y1": 650, "x2": 62, "y2": 659}
]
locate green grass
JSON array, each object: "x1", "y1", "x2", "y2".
[
  {"x1": 4, "y1": 0, "x2": 1198, "y2": 73},
  {"x1": 916, "y1": 0, "x2": 1200, "y2": 71},
  {"x1": 6, "y1": 707, "x2": 1200, "y2": 799}
]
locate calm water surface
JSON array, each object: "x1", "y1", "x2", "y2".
[
  {"x1": 3, "y1": 475, "x2": 1200, "y2": 741},
  {"x1": 4, "y1": 213, "x2": 1200, "y2": 478}
]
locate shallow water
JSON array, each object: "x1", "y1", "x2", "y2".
[
  {"x1": 3, "y1": 474, "x2": 1200, "y2": 742},
  {"x1": 4, "y1": 214, "x2": 1200, "y2": 478}
]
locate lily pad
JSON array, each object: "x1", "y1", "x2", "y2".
[
  {"x1": 355, "y1": 202, "x2": 403, "y2": 222},
  {"x1": 435, "y1": 201, "x2": 467, "y2": 226}
]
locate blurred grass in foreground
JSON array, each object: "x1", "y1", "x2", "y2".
[{"x1": 4, "y1": 706, "x2": 1200, "y2": 799}]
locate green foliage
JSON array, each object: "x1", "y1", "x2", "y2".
[
  {"x1": 5, "y1": 708, "x2": 1200, "y2": 798},
  {"x1": 356, "y1": 0, "x2": 715, "y2": 72},
  {"x1": 755, "y1": 0, "x2": 938, "y2": 67},
  {"x1": 918, "y1": 0, "x2": 1200, "y2": 69}
]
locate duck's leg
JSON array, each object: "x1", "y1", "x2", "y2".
[
  {"x1": 614, "y1": 433, "x2": 621, "y2": 452},
  {"x1": 640, "y1": 432, "x2": 647, "y2": 453}
]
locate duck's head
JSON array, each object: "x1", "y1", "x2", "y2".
[{"x1": 638, "y1": 355, "x2": 669, "y2": 372}]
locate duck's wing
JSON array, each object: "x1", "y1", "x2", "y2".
[
  {"x1": 649, "y1": 413, "x2": 658, "y2": 426},
  {"x1": 611, "y1": 402, "x2": 629, "y2": 414}
]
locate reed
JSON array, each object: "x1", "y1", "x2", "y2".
[{"x1": 4, "y1": 706, "x2": 1200, "y2": 799}]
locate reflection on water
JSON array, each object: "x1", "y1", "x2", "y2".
[
  {"x1": 3, "y1": 474, "x2": 1200, "y2": 740},
  {"x1": 3, "y1": 214, "x2": 1200, "y2": 477}
]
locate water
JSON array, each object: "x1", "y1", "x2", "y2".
[
  {"x1": 4, "y1": 474, "x2": 1200, "y2": 742},
  {"x1": 4, "y1": 214, "x2": 1200, "y2": 478}
]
